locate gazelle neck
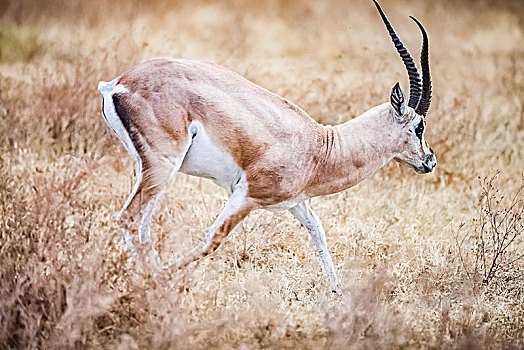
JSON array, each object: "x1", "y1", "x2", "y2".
[{"x1": 306, "y1": 103, "x2": 399, "y2": 198}]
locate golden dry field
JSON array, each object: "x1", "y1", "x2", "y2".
[{"x1": 1, "y1": 0, "x2": 523, "y2": 348}]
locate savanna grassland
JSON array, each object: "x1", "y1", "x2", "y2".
[{"x1": 1, "y1": 0, "x2": 523, "y2": 348}]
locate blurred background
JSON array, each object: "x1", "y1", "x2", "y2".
[{"x1": 0, "y1": 0, "x2": 522, "y2": 348}]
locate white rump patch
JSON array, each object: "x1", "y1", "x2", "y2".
[
  {"x1": 98, "y1": 78, "x2": 142, "y2": 216},
  {"x1": 99, "y1": 79, "x2": 134, "y2": 158}
]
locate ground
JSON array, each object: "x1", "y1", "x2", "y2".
[{"x1": 0, "y1": 0, "x2": 523, "y2": 348}]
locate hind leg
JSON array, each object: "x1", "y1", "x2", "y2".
[
  {"x1": 117, "y1": 159, "x2": 143, "y2": 252},
  {"x1": 118, "y1": 150, "x2": 188, "y2": 262},
  {"x1": 118, "y1": 161, "x2": 168, "y2": 245},
  {"x1": 106, "y1": 85, "x2": 192, "y2": 264}
]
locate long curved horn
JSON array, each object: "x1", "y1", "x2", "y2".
[
  {"x1": 409, "y1": 16, "x2": 431, "y2": 117},
  {"x1": 372, "y1": 0, "x2": 422, "y2": 109}
]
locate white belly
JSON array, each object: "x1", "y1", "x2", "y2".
[
  {"x1": 265, "y1": 197, "x2": 307, "y2": 211},
  {"x1": 179, "y1": 121, "x2": 243, "y2": 193}
]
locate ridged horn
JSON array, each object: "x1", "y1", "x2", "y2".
[
  {"x1": 409, "y1": 16, "x2": 431, "y2": 117},
  {"x1": 372, "y1": 0, "x2": 422, "y2": 109}
]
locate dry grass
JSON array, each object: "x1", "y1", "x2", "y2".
[{"x1": 0, "y1": 0, "x2": 523, "y2": 348}]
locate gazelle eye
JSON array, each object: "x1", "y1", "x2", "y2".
[{"x1": 415, "y1": 120, "x2": 424, "y2": 139}]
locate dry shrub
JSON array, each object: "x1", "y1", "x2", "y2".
[
  {"x1": 323, "y1": 260, "x2": 513, "y2": 349},
  {"x1": 0, "y1": 157, "x2": 93, "y2": 348},
  {"x1": 0, "y1": 154, "x2": 185, "y2": 348},
  {"x1": 474, "y1": 173, "x2": 524, "y2": 285},
  {"x1": 452, "y1": 173, "x2": 524, "y2": 283}
]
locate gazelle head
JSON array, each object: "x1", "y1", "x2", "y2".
[{"x1": 373, "y1": 0, "x2": 436, "y2": 174}]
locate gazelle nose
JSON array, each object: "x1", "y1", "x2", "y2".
[{"x1": 424, "y1": 153, "x2": 436, "y2": 171}]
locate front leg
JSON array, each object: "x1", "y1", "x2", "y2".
[
  {"x1": 172, "y1": 178, "x2": 255, "y2": 269},
  {"x1": 289, "y1": 202, "x2": 338, "y2": 292}
]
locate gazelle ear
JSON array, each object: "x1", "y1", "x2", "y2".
[{"x1": 390, "y1": 82, "x2": 406, "y2": 122}]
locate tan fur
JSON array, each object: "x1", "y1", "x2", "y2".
[
  {"x1": 116, "y1": 59, "x2": 410, "y2": 206},
  {"x1": 105, "y1": 58, "x2": 434, "y2": 278}
]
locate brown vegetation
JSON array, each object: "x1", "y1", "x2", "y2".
[{"x1": 0, "y1": 0, "x2": 523, "y2": 348}]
